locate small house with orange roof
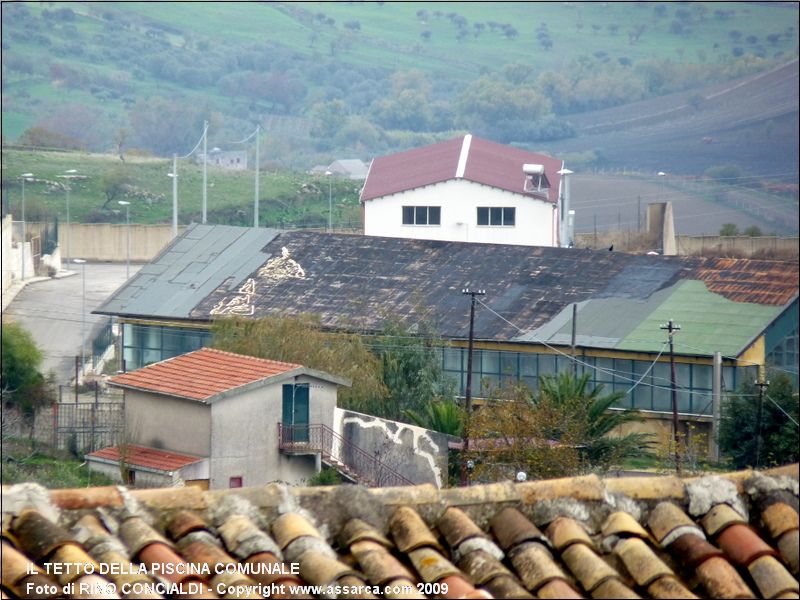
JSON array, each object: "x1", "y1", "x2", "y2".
[{"x1": 86, "y1": 347, "x2": 350, "y2": 490}]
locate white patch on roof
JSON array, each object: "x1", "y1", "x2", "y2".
[{"x1": 455, "y1": 134, "x2": 472, "y2": 179}]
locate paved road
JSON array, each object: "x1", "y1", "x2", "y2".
[{"x1": 5, "y1": 263, "x2": 140, "y2": 385}]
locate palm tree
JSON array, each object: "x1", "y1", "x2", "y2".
[
  {"x1": 404, "y1": 399, "x2": 464, "y2": 437},
  {"x1": 536, "y1": 372, "x2": 653, "y2": 469}
]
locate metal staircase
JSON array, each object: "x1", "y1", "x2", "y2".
[{"x1": 278, "y1": 423, "x2": 415, "y2": 487}]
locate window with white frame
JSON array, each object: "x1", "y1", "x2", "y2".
[
  {"x1": 477, "y1": 207, "x2": 515, "y2": 226},
  {"x1": 402, "y1": 206, "x2": 441, "y2": 225}
]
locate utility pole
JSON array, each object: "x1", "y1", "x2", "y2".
[
  {"x1": 571, "y1": 303, "x2": 578, "y2": 376},
  {"x1": 254, "y1": 124, "x2": 260, "y2": 228},
  {"x1": 202, "y1": 120, "x2": 208, "y2": 224},
  {"x1": 754, "y1": 372, "x2": 769, "y2": 469},
  {"x1": 460, "y1": 288, "x2": 485, "y2": 486},
  {"x1": 661, "y1": 319, "x2": 682, "y2": 474}
]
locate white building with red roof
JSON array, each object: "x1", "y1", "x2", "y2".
[
  {"x1": 361, "y1": 134, "x2": 572, "y2": 247},
  {"x1": 87, "y1": 348, "x2": 350, "y2": 489}
]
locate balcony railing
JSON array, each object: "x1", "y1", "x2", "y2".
[{"x1": 278, "y1": 423, "x2": 415, "y2": 488}]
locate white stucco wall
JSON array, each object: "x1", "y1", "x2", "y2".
[
  {"x1": 363, "y1": 179, "x2": 557, "y2": 246},
  {"x1": 209, "y1": 375, "x2": 339, "y2": 489},
  {"x1": 123, "y1": 389, "x2": 211, "y2": 456}
]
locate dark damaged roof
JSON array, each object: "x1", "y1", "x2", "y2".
[
  {"x1": 360, "y1": 135, "x2": 564, "y2": 204},
  {"x1": 95, "y1": 226, "x2": 799, "y2": 352}
]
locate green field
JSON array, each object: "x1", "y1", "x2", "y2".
[
  {"x1": 2, "y1": 1, "x2": 796, "y2": 154},
  {"x1": 2, "y1": 150, "x2": 363, "y2": 228}
]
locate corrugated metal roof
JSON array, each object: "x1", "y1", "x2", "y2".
[
  {"x1": 523, "y1": 280, "x2": 787, "y2": 356},
  {"x1": 619, "y1": 280, "x2": 785, "y2": 356},
  {"x1": 94, "y1": 225, "x2": 279, "y2": 319},
  {"x1": 360, "y1": 135, "x2": 562, "y2": 203},
  {"x1": 109, "y1": 347, "x2": 302, "y2": 401}
]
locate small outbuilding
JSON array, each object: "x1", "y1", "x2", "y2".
[{"x1": 87, "y1": 348, "x2": 349, "y2": 489}]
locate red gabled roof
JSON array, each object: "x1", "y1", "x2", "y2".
[
  {"x1": 360, "y1": 134, "x2": 563, "y2": 203},
  {"x1": 86, "y1": 445, "x2": 203, "y2": 472},
  {"x1": 109, "y1": 347, "x2": 301, "y2": 401}
]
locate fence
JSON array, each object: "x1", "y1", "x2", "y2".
[{"x1": 51, "y1": 402, "x2": 125, "y2": 453}]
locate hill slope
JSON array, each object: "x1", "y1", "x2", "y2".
[
  {"x1": 542, "y1": 60, "x2": 799, "y2": 176},
  {"x1": 1, "y1": 1, "x2": 797, "y2": 174}
]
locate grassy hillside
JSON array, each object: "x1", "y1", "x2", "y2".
[
  {"x1": 1, "y1": 149, "x2": 363, "y2": 229},
  {"x1": 2, "y1": 1, "x2": 797, "y2": 172}
]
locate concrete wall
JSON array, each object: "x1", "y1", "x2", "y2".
[
  {"x1": 675, "y1": 235, "x2": 799, "y2": 257},
  {"x1": 364, "y1": 179, "x2": 557, "y2": 246},
  {"x1": 26, "y1": 222, "x2": 183, "y2": 262},
  {"x1": 210, "y1": 375, "x2": 339, "y2": 489},
  {"x1": 2, "y1": 215, "x2": 13, "y2": 295},
  {"x1": 334, "y1": 408, "x2": 454, "y2": 488},
  {"x1": 123, "y1": 389, "x2": 211, "y2": 456}
]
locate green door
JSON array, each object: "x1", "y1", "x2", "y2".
[{"x1": 282, "y1": 384, "x2": 310, "y2": 442}]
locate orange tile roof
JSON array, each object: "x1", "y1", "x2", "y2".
[
  {"x1": 109, "y1": 347, "x2": 302, "y2": 401},
  {"x1": 3, "y1": 465, "x2": 798, "y2": 599},
  {"x1": 85, "y1": 445, "x2": 203, "y2": 472}
]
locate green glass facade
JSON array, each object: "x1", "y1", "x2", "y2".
[
  {"x1": 440, "y1": 347, "x2": 756, "y2": 416},
  {"x1": 122, "y1": 323, "x2": 212, "y2": 371},
  {"x1": 121, "y1": 322, "x2": 759, "y2": 415}
]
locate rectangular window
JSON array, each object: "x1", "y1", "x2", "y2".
[
  {"x1": 229, "y1": 476, "x2": 242, "y2": 488},
  {"x1": 402, "y1": 206, "x2": 441, "y2": 225},
  {"x1": 477, "y1": 207, "x2": 516, "y2": 226}
]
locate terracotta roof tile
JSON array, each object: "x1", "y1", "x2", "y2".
[
  {"x1": 747, "y1": 555, "x2": 800, "y2": 598},
  {"x1": 508, "y1": 541, "x2": 568, "y2": 592},
  {"x1": 694, "y1": 555, "x2": 756, "y2": 598},
  {"x1": 547, "y1": 516, "x2": 594, "y2": 551},
  {"x1": 665, "y1": 533, "x2": 723, "y2": 569},
  {"x1": 647, "y1": 502, "x2": 704, "y2": 546},
  {"x1": 390, "y1": 506, "x2": 443, "y2": 553},
  {"x1": 108, "y1": 347, "x2": 302, "y2": 401},
  {"x1": 762, "y1": 502, "x2": 800, "y2": 539},
  {"x1": 271, "y1": 512, "x2": 323, "y2": 550},
  {"x1": 645, "y1": 575, "x2": 698, "y2": 600},
  {"x1": 350, "y1": 539, "x2": 417, "y2": 586},
  {"x1": 340, "y1": 518, "x2": 392, "y2": 549},
  {"x1": 86, "y1": 445, "x2": 204, "y2": 473},
  {"x1": 715, "y1": 523, "x2": 777, "y2": 566},
  {"x1": 2, "y1": 465, "x2": 799, "y2": 600},
  {"x1": 602, "y1": 511, "x2": 651, "y2": 539},
  {"x1": 490, "y1": 507, "x2": 549, "y2": 551},
  {"x1": 561, "y1": 542, "x2": 628, "y2": 594},
  {"x1": 776, "y1": 529, "x2": 799, "y2": 575},
  {"x1": 614, "y1": 537, "x2": 675, "y2": 587},
  {"x1": 701, "y1": 503, "x2": 748, "y2": 537},
  {"x1": 592, "y1": 577, "x2": 642, "y2": 599}
]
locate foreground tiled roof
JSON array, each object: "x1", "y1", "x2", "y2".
[
  {"x1": 2, "y1": 465, "x2": 797, "y2": 599},
  {"x1": 360, "y1": 135, "x2": 563, "y2": 204},
  {"x1": 85, "y1": 446, "x2": 204, "y2": 473},
  {"x1": 109, "y1": 348, "x2": 302, "y2": 401}
]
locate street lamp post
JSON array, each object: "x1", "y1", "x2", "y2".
[
  {"x1": 325, "y1": 170, "x2": 333, "y2": 233},
  {"x1": 73, "y1": 259, "x2": 87, "y2": 377},
  {"x1": 118, "y1": 201, "x2": 131, "y2": 279},
  {"x1": 168, "y1": 156, "x2": 178, "y2": 238},
  {"x1": 60, "y1": 169, "x2": 78, "y2": 265},
  {"x1": 20, "y1": 173, "x2": 34, "y2": 280}
]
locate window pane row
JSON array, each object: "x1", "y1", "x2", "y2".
[
  {"x1": 477, "y1": 207, "x2": 515, "y2": 226},
  {"x1": 402, "y1": 206, "x2": 440, "y2": 225}
]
